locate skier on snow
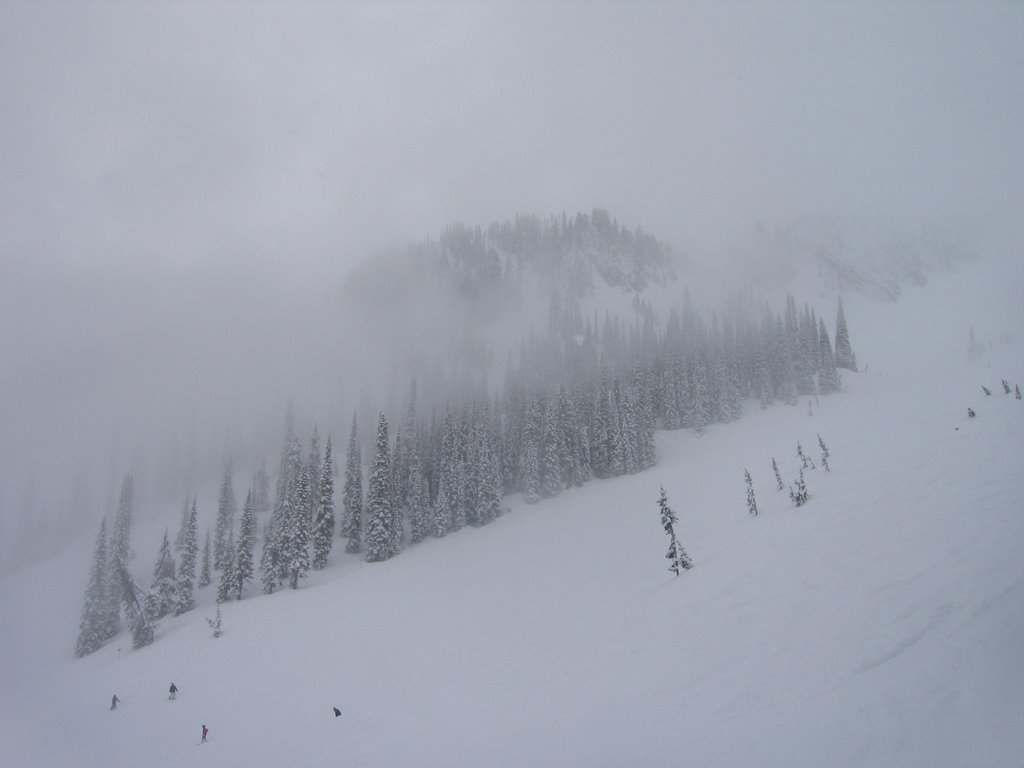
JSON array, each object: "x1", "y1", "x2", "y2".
[
  {"x1": 169, "y1": 682, "x2": 177, "y2": 700},
  {"x1": 110, "y1": 694, "x2": 119, "y2": 710},
  {"x1": 201, "y1": 724, "x2": 208, "y2": 743}
]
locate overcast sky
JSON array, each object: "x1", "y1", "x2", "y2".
[{"x1": 1, "y1": 1, "x2": 1022, "y2": 540}]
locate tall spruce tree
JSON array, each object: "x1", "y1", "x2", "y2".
[
  {"x1": 214, "y1": 462, "x2": 237, "y2": 571},
  {"x1": 144, "y1": 529, "x2": 178, "y2": 621},
  {"x1": 199, "y1": 528, "x2": 212, "y2": 588},
  {"x1": 234, "y1": 488, "x2": 257, "y2": 599},
  {"x1": 217, "y1": 529, "x2": 236, "y2": 603},
  {"x1": 834, "y1": 298, "x2": 857, "y2": 371},
  {"x1": 283, "y1": 465, "x2": 312, "y2": 589},
  {"x1": 311, "y1": 437, "x2": 336, "y2": 569},
  {"x1": 75, "y1": 519, "x2": 111, "y2": 657},
  {"x1": 658, "y1": 486, "x2": 691, "y2": 574},
  {"x1": 744, "y1": 470, "x2": 758, "y2": 516},
  {"x1": 108, "y1": 474, "x2": 134, "y2": 613},
  {"x1": 365, "y1": 413, "x2": 395, "y2": 562},
  {"x1": 175, "y1": 497, "x2": 198, "y2": 615},
  {"x1": 341, "y1": 414, "x2": 363, "y2": 554},
  {"x1": 116, "y1": 561, "x2": 155, "y2": 649}
]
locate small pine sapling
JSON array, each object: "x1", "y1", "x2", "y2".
[
  {"x1": 797, "y1": 441, "x2": 815, "y2": 470},
  {"x1": 744, "y1": 470, "x2": 758, "y2": 516},
  {"x1": 817, "y1": 434, "x2": 830, "y2": 472},
  {"x1": 789, "y1": 469, "x2": 808, "y2": 507},
  {"x1": 1002, "y1": 379, "x2": 1011, "y2": 395},
  {"x1": 658, "y1": 486, "x2": 692, "y2": 574},
  {"x1": 771, "y1": 458, "x2": 784, "y2": 491},
  {"x1": 982, "y1": 385, "x2": 992, "y2": 396},
  {"x1": 205, "y1": 605, "x2": 223, "y2": 638}
]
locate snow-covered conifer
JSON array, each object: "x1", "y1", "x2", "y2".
[
  {"x1": 108, "y1": 475, "x2": 134, "y2": 611},
  {"x1": 311, "y1": 437, "x2": 335, "y2": 569},
  {"x1": 772, "y1": 458, "x2": 784, "y2": 491},
  {"x1": 817, "y1": 319, "x2": 841, "y2": 393},
  {"x1": 145, "y1": 529, "x2": 177, "y2": 621},
  {"x1": 214, "y1": 463, "x2": 237, "y2": 571},
  {"x1": 75, "y1": 519, "x2": 111, "y2": 657},
  {"x1": 789, "y1": 469, "x2": 808, "y2": 507},
  {"x1": 199, "y1": 528, "x2": 212, "y2": 588},
  {"x1": 341, "y1": 414, "x2": 363, "y2": 554},
  {"x1": 174, "y1": 497, "x2": 198, "y2": 615},
  {"x1": 217, "y1": 529, "x2": 235, "y2": 603},
  {"x1": 235, "y1": 488, "x2": 257, "y2": 599},
  {"x1": 797, "y1": 441, "x2": 815, "y2": 470},
  {"x1": 834, "y1": 298, "x2": 857, "y2": 371},
  {"x1": 818, "y1": 434, "x2": 830, "y2": 472},
  {"x1": 658, "y1": 486, "x2": 691, "y2": 574},
  {"x1": 745, "y1": 470, "x2": 758, "y2": 516},
  {"x1": 116, "y1": 562, "x2": 155, "y2": 649},
  {"x1": 365, "y1": 413, "x2": 395, "y2": 562}
]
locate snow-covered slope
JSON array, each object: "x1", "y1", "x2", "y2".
[{"x1": 1, "y1": 258, "x2": 1021, "y2": 767}]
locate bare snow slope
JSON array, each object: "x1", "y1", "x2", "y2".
[{"x1": 1, "y1": 259, "x2": 1022, "y2": 768}]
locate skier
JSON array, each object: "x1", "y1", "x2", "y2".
[
  {"x1": 201, "y1": 724, "x2": 208, "y2": 743},
  {"x1": 169, "y1": 682, "x2": 177, "y2": 700},
  {"x1": 110, "y1": 694, "x2": 120, "y2": 710},
  {"x1": 333, "y1": 707, "x2": 342, "y2": 718}
]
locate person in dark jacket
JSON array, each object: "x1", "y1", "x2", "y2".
[
  {"x1": 169, "y1": 682, "x2": 178, "y2": 700},
  {"x1": 110, "y1": 694, "x2": 120, "y2": 710},
  {"x1": 333, "y1": 707, "x2": 341, "y2": 717},
  {"x1": 201, "y1": 724, "x2": 209, "y2": 743}
]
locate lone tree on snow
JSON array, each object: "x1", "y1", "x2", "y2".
[
  {"x1": 658, "y1": 486, "x2": 692, "y2": 575},
  {"x1": 789, "y1": 469, "x2": 808, "y2": 507},
  {"x1": 744, "y1": 470, "x2": 758, "y2": 516},
  {"x1": 771, "y1": 458, "x2": 784, "y2": 491},
  {"x1": 797, "y1": 442, "x2": 815, "y2": 470},
  {"x1": 818, "y1": 434, "x2": 830, "y2": 471}
]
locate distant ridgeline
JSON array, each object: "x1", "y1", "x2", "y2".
[{"x1": 76, "y1": 210, "x2": 857, "y2": 655}]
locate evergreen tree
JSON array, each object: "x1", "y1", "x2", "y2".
[
  {"x1": 75, "y1": 519, "x2": 111, "y2": 657},
  {"x1": 745, "y1": 470, "x2": 758, "y2": 516},
  {"x1": 658, "y1": 486, "x2": 692, "y2": 575},
  {"x1": 306, "y1": 427, "x2": 322, "y2": 523},
  {"x1": 834, "y1": 298, "x2": 857, "y2": 371},
  {"x1": 235, "y1": 488, "x2": 257, "y2": 600},
  {"x1": 365, "y1": 413, "x2": 396, "y2": 562},
  {"x1": 214, "y1": 462, "x2": 237, "y2": 571},
  {"x1": 818, "y1": 434, "x2": 831, "y2": 472},
  {"x1": 175, "y1": 497, "x2": 198, "y2": 615},
  {"x1": 116, "y1": 561, "x2": 155, "y2": 650},
  {"x1": 341, "y1": 414, "x2": 363, "y2": 554},
  {"x1": 108, "y1": 474, "x2": 134, "y2": 612},
  {"x1": 789, "y1": 469, "x2": 808, "y2": 507},
  {"x1": 217, "y1": 529, "x2": 236, "y2": 603},
  {"x1": 206, "y1": 605, "x2": 223, "y2": 638},
  {"x1": 771, "y1": 458, "x2": 784, "y2": 491},
  {"x1": 199, "y1": 528, "x2": 212, "y2": 588},
  {"x1": 817, "y1": 318, "x2": 841, "y2": 393},
  {"x1": 797, "y1": 441, "x2": 815, "y2": 470},
  {"x1": 312, "y1": 437, "x2": 336, "y2": 569},
  {"x1": 282, "y1": 466, "x2": 311, "y2": 589},
  {"x1": 144, "y1": 529, "x2": 178, "y2": 621}
]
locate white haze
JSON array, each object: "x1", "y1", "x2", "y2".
[{"x1": 0, "y1": 1, "x2": 1022, "y2": 559}]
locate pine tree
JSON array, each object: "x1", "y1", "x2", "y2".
[
  {"x1": 205, "y1": 605, "x2": 223, "y2": 638},
  {"x1": 217, "y1": 529, "x2": 236, "y2": 603},
  {"x1": 311, "y1": 437, "x2": 336, "y2": 569},
  {"x1": 341, "y1": 414, "x2": 363, "y2": 554},
  {"x1": 116, "y1": 561, "x2": 155, "y2": 649},
  {"x1": 834, "y1": 298, "x2": 857, "y2": 371},
  {"x1": 797, "y1": 441, "x2": 815, "y2": 470},
  {"x1": 214, "y1": 463, "x2": 237, "y2": 571},
  {"x1": 175, "y1": 497, "x2": 198, "y2": 615},
  {"x1": 771, "y1": 458, "x2": 784, "y2": 491},
  {"x1": 144, "y1": 529, "x2": 177, "y2": 621},
  {"x1": 282, "y1": 466, "x2": 311, "y2": 589},
  {"x1": 658, "y1": 486, "x2": 691, "y2": 575},
  {"x1": 235, "y1": 488, "x2": 257, "y2": 600},
  {"x1": 365, "y1": 413, "x2": 395, "y2": 562},
  {"x1": 745, "y1": 470, "x2": 758, "y2": 516},
  {"x1": 75, "y1": 519, "x2": 111, "y2": 657},
  {"x1": 817, "y1": 318, "x2": 841, "y2": 393},
  {"x1": 818, "y1": 434, "x2": 830, "y2": 472},
  {"x1": 789, "y1": 469, "x2": 808, "y2": 507},
  {"x1": 198, "y1": 528, "x2": 212, "y2": 588},
  {"x1": 108, "y1": 474, "x2": 134, "y2": 612},
  {"x1": 306, "y1": 427, "x2": 322, "y2": 523}
]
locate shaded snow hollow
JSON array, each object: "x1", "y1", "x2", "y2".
[{"x1": 1, "y1": 260, "x2": 1022, "y2": 768}]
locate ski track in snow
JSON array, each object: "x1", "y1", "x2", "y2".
[{"x1": 1, "y1": 261, "x2": 1022, "y2": 767}]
